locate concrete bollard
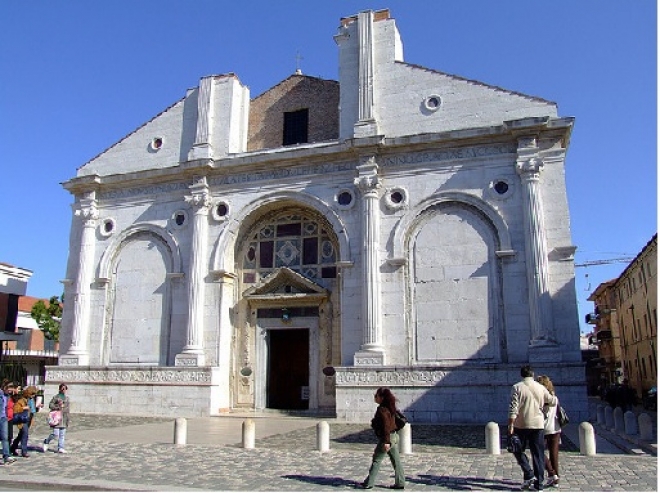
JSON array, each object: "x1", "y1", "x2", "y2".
[
  {"x1": 485, "y1": 422, "x2": 501, "y2": 455},
  {"x1": 317, "y1": 421, "x2": 330, "y2": 452},
  {"x1": 624, "y1": 411, "x2": 638, "y2": 436},
  {"x1": 242, "y1": 419, "x2": 255, "y2": 449},
  {"x1": 638, "y1": 413, "x2": 654, "y2": 441},
  {"x1": 596, "y1": 404, "x2": 605, "y2": 425},
  {"x1": 579, "y1": 421, "x2": 596, "y2": 456},
  {"x1": 399, "y1": 423, "x2": 412, "y2": 455},
  {"x1": 174, "y1": 417, "x2": 187, "y2": 446},
  {"x1": 613, "y1": 407, "x2": 625, "y2": 433},
  {"x1": 604, "y1": 405, "x2": 614, "y2": 429}
]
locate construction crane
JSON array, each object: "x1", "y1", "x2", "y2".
[{"x1": 574, "y1": 257, "x2": 634, "y2": 268}]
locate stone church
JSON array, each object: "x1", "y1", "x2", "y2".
[{"x1": 50, "y1": 9, "x2": 588, "y2": 423}]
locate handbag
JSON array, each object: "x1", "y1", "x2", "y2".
[
  {"x1": 557, "y1": 406, "x2": 569, "y2": 426},
  {"x1": 507, "y1": 433, "x2": 523, "y2": 454},
  {"x1": 394, "y1": 410, "x2": 408, "y2": 431},
  {"x1": 47, "y1": 410, "x2": 62, "y2": 427},
  {"x1": 12, "y1": 411, "x2": 29, "y2": 424}
]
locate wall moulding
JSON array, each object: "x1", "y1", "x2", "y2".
[{"x1": 45, "y1": 367, "x2": 215, "y2": 386}]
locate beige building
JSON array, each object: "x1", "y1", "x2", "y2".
[
  {"x1": 615, "y1": 235, "x2": 657, "y2": 399},
  {"x1": 589, "y1": 234, "x2": 657, "y2": 400}
]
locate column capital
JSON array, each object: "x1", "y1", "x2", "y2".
[
  {"x1": 355, "y1": 156, "x2": 381, "y2": 194},
  {"x1": 516, "y1": 157, "x2": 544, "y2": 177},
  {"x1": 185, "y1": 176, "x2": 210, "y2": 211}
]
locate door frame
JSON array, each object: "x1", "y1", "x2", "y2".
[{"x1": 255, "y1": 317, "x2": 319, "y2": 410}]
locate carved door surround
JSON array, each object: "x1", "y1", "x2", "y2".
[{"x1": 243, "y1": 268, "x2": 330, "y2": 410}]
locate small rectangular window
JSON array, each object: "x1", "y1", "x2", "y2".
[{"x1": 283, "y1": 108, "x2": 309, "y2": 146}]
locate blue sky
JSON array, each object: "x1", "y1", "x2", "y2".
[{"x1": 0, "y1": 1, "x2": 656, "y2": 335}]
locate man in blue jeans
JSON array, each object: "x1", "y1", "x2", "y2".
[
  {"x1": 508, "y1": 365, "x2": 557, "y2": 491},
  {"x1": 0, "y1": 383, "x2": 16, "y2": 465}
]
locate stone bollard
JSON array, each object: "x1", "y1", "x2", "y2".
[
  {"x1": 579, "y1": 421, "x2": 596, "y2": 456},
  {"x1": 624, "y1": 411, "x2": 639, "y2": 436},
  {"x1": 174, "y1": 417, "x2": 187, "y2": 446},
  {"x1": 485, "y1": 422, "x2": 501, "y2": 455},
  {"x1": 638, "y1": 413, "x2": 654, "y2": 441},
  {"x1": 317, "y1": 421, "x2": 330, "y2": 452},
  {"x1": 604, "y1": 405, "x2": 614, "y2": 429},
  {"x1": 242, "y1": 419, "x2": 255, "y2": 449},
  {"x1": 399, "y1": 423, "x2": 412, "y2": 455},
  {"x1": 613, "y1": 407, "x2": 625, "y2": 433},
  {"x1": 596, "y1": 404, "x2": 605, "y2": 425}
]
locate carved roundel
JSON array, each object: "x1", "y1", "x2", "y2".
[
  {"x1": 384, "y1": 187, "x2": 408, "y2": 211},
  {"x1": 487, "y1": 178, "x2": 514, "y2": 200},
  {"x1": 171, "y1": 210, "x2": 188, "y2": 230},
  {"x1": 99, "y1": 218, "x2": 116, "y2": 237},
  {"x1": 150, "y1": 137, "x2": 164, "y2": 151},
  {"x1": 335, "y1": 188, "x2": 355, "y2": 210},
  {"x1": 211, "y1": 200, "x2": 230, "y2": 222},
  {"x1": 423, "y1": 94, "x2": 442, "y2": 113}
]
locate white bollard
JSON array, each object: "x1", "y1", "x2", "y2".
[
  {"x1": 604, "y1": 405, "x2": 614, "y2": 429},
  {"x1": 596, "y1": 404, "x2": 605, "y2": 425},
  {"x1": 242, "y1": 419, "x2": 255, "y2": 449},
  {"x1": 638, "y1": 413, "x2": 654, "y2": 441},
  {"x1": 485, "y1": 422, "x2": 501, "y2": 455},
  {"x1": 399, "y1": 423, "x2": 412, "y2": 455},
  {"x1": 579, "y1": 421, "x2": 596, "y2": 456},
  {"x1": 317, "y1": 421, "x2": 330, "y2": 452},
  {"x1": 613, "y1": 407, "x2": 625, "y2": 433},
  {"x1": 624, "y1": 411, "x2": 638, "y2": 436},
  {"x1": 174, "y1": 417, "x2": 187, "y2": 446}
]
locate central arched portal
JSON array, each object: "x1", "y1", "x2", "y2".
[{"x1": 233, "y1": 207, "x2": 341, "y2": 413}]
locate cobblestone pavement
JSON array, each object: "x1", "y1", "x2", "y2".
[{"x1": 0, "y1": 415, "x2": 655, "y2": 491}]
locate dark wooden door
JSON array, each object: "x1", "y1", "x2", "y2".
[{"x1": 267, "y1": 328, "x2": 309, "y2": 410}]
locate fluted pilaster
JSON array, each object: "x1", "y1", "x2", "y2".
[
  {"x1": 353, "y1": 156, "x2": 385, "y2": 365},
  {"x1": 63, "y1": 191, "x2": 98, "y2": 365},
  {"x1": 176, "y1": 176, "x2": 209, "y2": 366},
  {"x1": 516, "y1": 137, "x2": 554, "y2": 345}
]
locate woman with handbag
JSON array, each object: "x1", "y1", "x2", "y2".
[
  {"x1": 42, "y1": 383, "x2": 70, "y2": 454},
  {"x1": 360, "y1": 387, "x2": 405, "y2": 490},
  {"x1": 538, "y1": 375, "x2": 561, "y2": 488},
  {"x1": 10, "y1": 387, "x2": 32, "y2": 457}
]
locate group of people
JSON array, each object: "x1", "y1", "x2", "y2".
[
  {"x1": 361, "y1": 365, "x2": 564, "y2": 491},
  {"x1": 0, "y1": 382, "x2": 70, "y2": 465}
]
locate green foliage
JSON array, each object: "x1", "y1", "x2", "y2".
[{"x1": 30, "y1": 295, "x2": 63, "y2": 342}]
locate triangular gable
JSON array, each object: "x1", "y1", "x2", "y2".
[{"x1": 244, "y1": 267, "x2": 328, "y2": 298}]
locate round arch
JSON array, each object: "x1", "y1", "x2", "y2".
[
  {"x1": 390, "y1": 190, "x2": 512, "y2": 262},
  {"x1": 212, "y1": 190, "x2": 351, "y2": 274}
]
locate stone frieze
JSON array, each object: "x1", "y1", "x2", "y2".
[{"x1": 46, "y1": 368, "x2": 213, "y2": 385}]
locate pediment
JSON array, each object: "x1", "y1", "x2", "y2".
[{"x1": 243, "y1": 267, "x2": 328, "y2": 306}]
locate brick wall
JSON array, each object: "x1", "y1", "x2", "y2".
[{"x1": 247, "y1": 75, "x2": 339, "y2": 151}]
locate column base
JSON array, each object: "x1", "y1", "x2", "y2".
[
  {"x1": 354, "y1": 119, "x2": 379, "y2": 139},
  {"x1": 175, "y1": 353, "x2": 206, "y2": 367},
  {"x1": 528, "y1": 339, "x2": 561, "y2": 363},
  {"x1": 58, "y1": 354, "x2": 89, "y2": 366},
  {"x1": 354, "y1": 350, "x2": 386, "y2": 366},
  {"x1": 187, "y1": 143, "x2": 213, "y2": 161}
]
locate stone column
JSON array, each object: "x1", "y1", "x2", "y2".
[
  {"x1": 516, "y1": 136, "x2": 555, "y2": 352},
  {"x1": 353, "y1": 156, "x2": 385, "y2": 365},
  {"x1": 176, "y1": 176, "x2": 209, "y2": 366},
  {"x1": 61, "y1": 191, "x2": 98, "y2": 366}
]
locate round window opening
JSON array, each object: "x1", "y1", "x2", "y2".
[
  {"x1": 103, "y1": 221, "x2": 113, "y2": 233},
  {"x1": 216, "y1": 203, "x2": 228, "y2": 217},
  {"x1": 390, "y1": 190, "x2": 404, "y2": 204},
  {"x1": 151, "y1": 137, "x2": 163, "y2": 150},
  {"x1": 337, "y1": 191, "x2": 353, "y2": 206},
  {"x1": 175, "y1": 212, "x2": 186, "y2": 226},
  {"x1": 494, "y1": 181, "x2": 509, "y2": 195}
]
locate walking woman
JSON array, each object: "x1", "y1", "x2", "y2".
[
  {"x1": 538, "y1": 375, "x2": 561, "y2": 488},
  {"x1": 361, "y1": 387, "x2": 405, "y2": 489}
]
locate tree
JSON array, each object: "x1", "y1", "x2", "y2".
[{"x1": 30, "y1": 295, "x2": 63, "y2": 342}]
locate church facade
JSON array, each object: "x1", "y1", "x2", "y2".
[{"x1": 50, "y1": 9, "x2": 588, "y2": 423}]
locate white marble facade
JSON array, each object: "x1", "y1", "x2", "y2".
[{"x1": 50, "y1": 9, "x2": 588, "y2": 423}]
